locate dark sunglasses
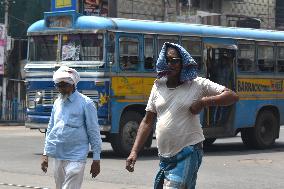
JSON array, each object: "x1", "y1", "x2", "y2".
[
  {"x1": 166, "y1": 57, "x2": 181, "y2": 64},
  {"x1": 54, "y1": 83, "x2": 72, "y2": 88}
]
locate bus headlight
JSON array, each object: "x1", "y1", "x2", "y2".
[
  {"x1": 35, "y1": 91, "x2": 43, "y2": 105},
  {"x1": 28, "y1": 100, "x2": 35, "y2": 109}
]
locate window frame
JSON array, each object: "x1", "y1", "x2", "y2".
[
  {"x1": 118, "y1": 34, "x2": 142, "y2": 72},
  {"x1": 276, "y1": 43, "x2": 284, "y2": 73},
  {"x1": 256, "y1": 41, "x2": 276, "y2": 73},
  {"x1": 143, "y1": 34, "x2": 156, "y2": 71},
  {"x1": 181, "y1": 36, "x2": 203, "y2": 72},
  {"x1": 237, "y1": 40, "x2": 256, "y2": 73},
  {"x1": 28, "y1": 35, "x2": 58, "y2": 62},
  {"x1": 60, "y1": 33, "x2": 104, "y2": 62}
]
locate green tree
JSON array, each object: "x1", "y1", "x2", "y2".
[{"x1": 0, "y1": 0, "x2": 50, "y2": 38}]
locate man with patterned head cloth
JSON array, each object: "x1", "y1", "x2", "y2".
[
  {"x1": 126, "y1": 43, "x2": 239, "y2": 189},
  {"x1": 41, "y1": 66, "x2": 102, "y2": 189}
]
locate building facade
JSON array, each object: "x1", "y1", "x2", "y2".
[
  {"x1": 221, "y1": 0, "x2": 275, "y2": 29},
  {"x1": 117, "y1": 0, "x2": 164, "y2": 20},
  {"x1": 113, "y1": 0, "x2": 277, "y2": 30}
]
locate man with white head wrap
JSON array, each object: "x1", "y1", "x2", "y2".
[
  {"x1": 41, "y1": 66, "x2": 102, "y2": 189},
  {"x1": 53, "y1": 65, "x2": 80, "y2": 86}
]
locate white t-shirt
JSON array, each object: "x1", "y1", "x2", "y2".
[{"x1": 145, "y1": 77, "x2": 225, "y2": 157}]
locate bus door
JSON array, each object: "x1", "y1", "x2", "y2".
[{"x1": 202, "y1": 38, "x2": 237, "y2": 137}]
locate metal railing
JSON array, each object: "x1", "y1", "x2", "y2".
[{"x1": 0, "y1": 100, "x2": 26, "y2": 122}]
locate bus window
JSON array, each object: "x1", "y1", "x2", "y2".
[
  {"x1": 61, "y1": 34, "x2": 103, "y2": 62},
  {"x1": 144, "y1": 35, "x2": 155, "y2": 70},
  {"x1": 119, "y1": 37, "x2": 140, "y2": 70},
  {"x1": 237, "y1": 43, "x2": 255, "y2": 72},
  {"x1": 28, "y1": 35, "x2": 57, "y2": 61},
  {"x1": 157, "y1": 35, "x2": 179, "y2": 53},
  {"x1": 277, "y1": 46, "x2": 284, "y2": 72},
  {"x1": 257, "y1": 45, "x2": 275, "y2": 72},
  {"x1": 181, "y1": 37, "x2": 202, "y2": 71}
]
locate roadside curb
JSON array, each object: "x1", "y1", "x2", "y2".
[{"x1": 0, "y1": 122, "x2": 24, "y2": 126}]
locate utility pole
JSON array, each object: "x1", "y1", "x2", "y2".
[
  {"x1": 2, "y1": 0, "x2": 9, "y2": 120},
  {"x1": 108, "y1": 0, "x2": 117, "y2": 17},
  {"x1": 164, "y1": 0, "x2": 168, "y2": 21}
]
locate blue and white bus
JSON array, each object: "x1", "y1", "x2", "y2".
[{"x1": 25, "y1": 10, "x2": 284, "y2": 156}]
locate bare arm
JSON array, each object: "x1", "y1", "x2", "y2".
[
  {"x1": 126, "y1": 111, "x2": 156, "y2": 172},
  {"x1": 190, "y1": 88, "x2": 239, "y2": 114},
  {"x1": 203, "y1": 88, "x2": 239, "y2": 106},
  {"x1": 41, "y1": 104, "x2": 56, "y2": 173}
]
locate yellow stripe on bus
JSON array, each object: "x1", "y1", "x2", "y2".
[
  {"x1": 237, "y1": 78, "x2": 284, "y2": 95},
  {"x1": 239, "y1": 96, "x2": 284, "y2": 100},
  {"x1": 116, "y1": 99, "x2": 147, "y2": 103},
  {"x1": 111, "y1": 76, "x2": 155, "y2": 98}
]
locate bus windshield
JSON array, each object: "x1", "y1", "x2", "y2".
[
  {"x1": 28, "y1": 34, "x2": 104, "y2": 66},
  {"x1": 28, "y1": 35, "x2": 57, "y2": 61},
  {"x1": 61, "y1": 34, "x2": 103, "y2": 62}
]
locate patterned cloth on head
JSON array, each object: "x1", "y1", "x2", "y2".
[
  {"x1": 156, "y1": 42, "x2": 198, "y2": 82},
  {"x1": 53, "y1": 66, "x2": 80, "y2": 86}
]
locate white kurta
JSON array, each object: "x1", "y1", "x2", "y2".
[
  {"x1": 146, "y1": 77, "x2": 225, "y2": 157},
  {"x1": 53, "y1": 159, "x2": 86, "y2": 189}
]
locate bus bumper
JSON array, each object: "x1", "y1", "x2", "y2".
[{"x1": 25, "y1": 122, "x2": 48, "y2": 129}]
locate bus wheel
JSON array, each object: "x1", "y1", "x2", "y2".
[
  {"x1": 242, "y1": 110, "x2": 278, "y2": 149},
  {"x1": 241, "y1": 128, "x2": 254, "y2": 148},
  {"x1": 110, "y1": 111, "x2": 143, "y2": 157},
  {"x1": 203, "y1": 138, "x2": 216, "y2": 147},
  {"x1": 254, "y1": 110, "x2": 278, "y2": 148}
]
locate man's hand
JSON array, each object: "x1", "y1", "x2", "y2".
[
  {"x1": 41, "y1": 155, "x2": 48, "y2": 173},
  {"x1": 126, "y1": 151, "x2": 138, "y2": 172},
  {"x1": 90, "y1": 160, "x2": 100, "y2": 178},
  {"x1": 190, "y1": 98, "x2": 205, "y2": 114}
]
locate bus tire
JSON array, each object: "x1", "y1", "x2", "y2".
[
  {"x1": 241, "y1": 128, "x2": 254, "y2": 148},
  {"x1": 110, "y1": 111, "x2": 143, "y2": 157},
  {"x1": 203, "y1": 138, "x2": 216, "y2": 147},
  {"x1": 242, "y1": 110, "x2": 278, "y2": 149},
  {"x1": 254, "y1": 110, "x2": 278, "y2": 148}
]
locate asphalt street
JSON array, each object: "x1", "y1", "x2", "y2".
[{"x1": 0, "y1": 126, "x2": 284, "y2": 189}]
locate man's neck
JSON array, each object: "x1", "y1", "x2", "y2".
[{"x1": 166, "y1": 77, "x2": 183, "y2": 88}]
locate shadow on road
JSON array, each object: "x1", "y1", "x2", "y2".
[
  {"x1": 89, "y1": 147, "x2": 159, "y2": 160},
  {"x1": 203, "y1": 141, "x2": 284, "y2": 156},
  {"x1": 93, "y1": 141, "x2": 284, "y2": 159},
  {"x1": 36, "y1": 141, "x2": 284, "y2": 160}
]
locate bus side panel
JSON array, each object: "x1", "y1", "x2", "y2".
[
  {"x1": 234, "y1": 100, "x2": 258, "y2": 128},
  {"x1": 110, "y1": 76, "x2": 155, "y2": 133},
  {"x1": 110, "y1": 100, "x2": 127, "y2": 134},
  {"x1": 235, "y1": 77, "x2": 284, "y2": 128},
  {"x1": 234, "y1": 99, "x2": 280, "y2": 128}
]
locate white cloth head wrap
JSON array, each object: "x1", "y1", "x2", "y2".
[{"x1": 53, "y1": 66, "x2": 80, "y2": 86}]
